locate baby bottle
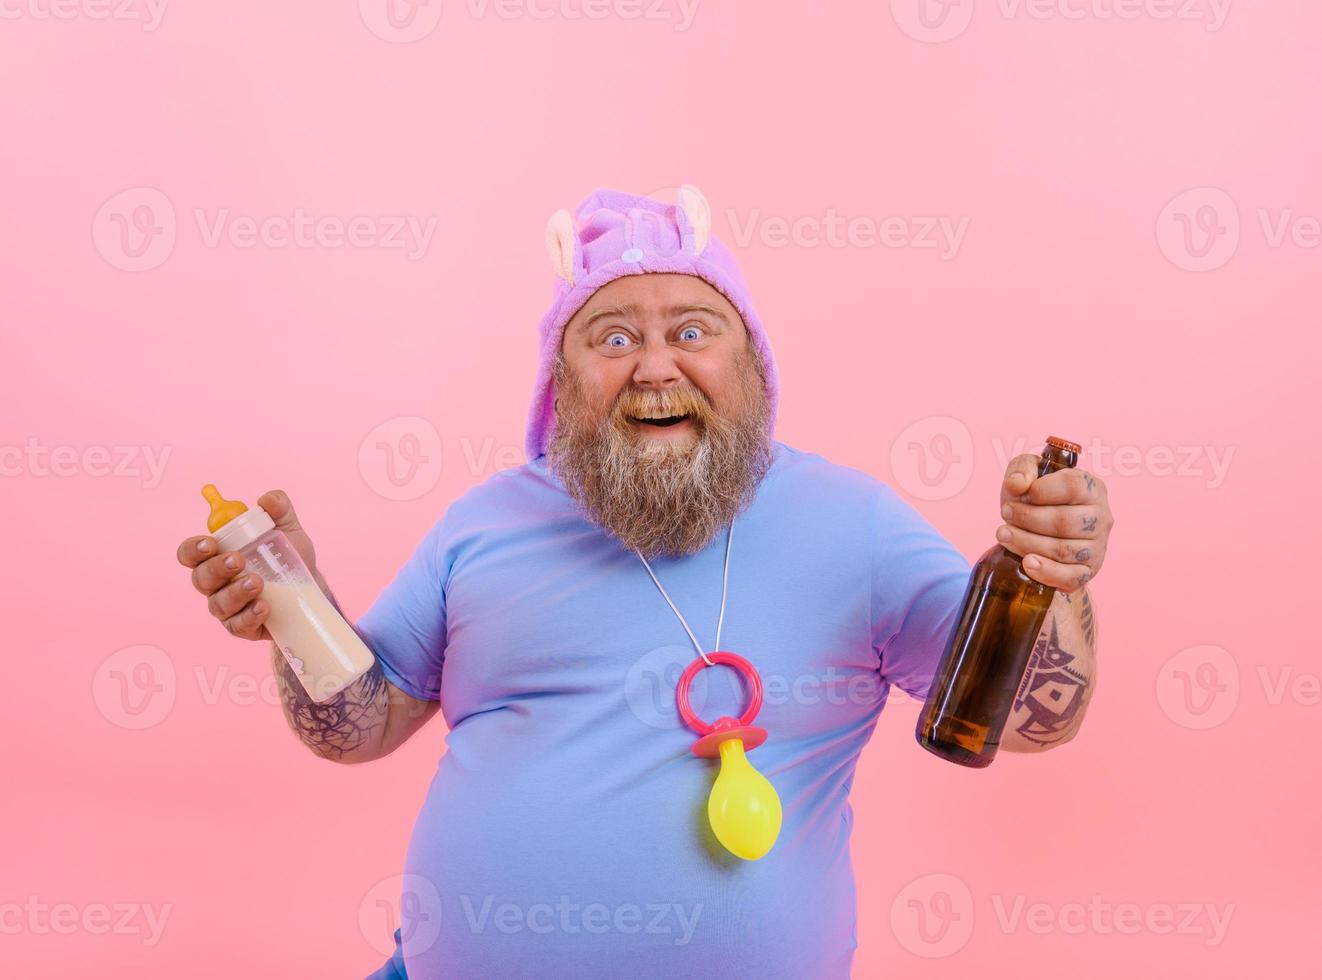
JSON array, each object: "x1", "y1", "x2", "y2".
[{"x1": 202, "y1": 484, "x2": 375, "y2": 703}]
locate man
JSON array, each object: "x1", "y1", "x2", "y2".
[{"x1": 177, "y1": 186, "x2": 1113, "y2": 979}]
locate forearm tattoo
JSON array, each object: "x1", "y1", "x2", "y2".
[
  {"x1": 270, "y1": 643, "x2": 390, "y2": 762},
  {"x1": 1062, "y1": 587, "x2": 1098, "y2": 648},
  {"x1": 1010, "y1": 617, "x2": 1092, "y2": 747}
]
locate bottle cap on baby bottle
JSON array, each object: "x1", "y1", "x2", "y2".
[{"x1": 202, "y1": 484, "x2": 275, "y2": 552}]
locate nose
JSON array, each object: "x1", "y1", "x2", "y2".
[{"x1": 631, "y1": 340, "x2": 685, "y2": 392}]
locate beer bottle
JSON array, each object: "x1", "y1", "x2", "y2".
[{"x1": 915, "y1": 436, "x2": 1081, "y2": 768}]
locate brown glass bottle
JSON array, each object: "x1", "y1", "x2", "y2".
[{"x1": 915, "y1": 436, "x2": 1081, "y2": 768}]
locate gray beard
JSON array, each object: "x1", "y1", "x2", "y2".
[{"x1": 546, "y1": 348, "x2": 773, "y2": 560}]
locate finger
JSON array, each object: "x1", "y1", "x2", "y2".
[
  {"x1": 207, "y1": 572, "x2": 265, "y2": 621},
  {"x1": 257, "y1": 489, "x2": 303, "y2": 534},
  {"x1": 1019, "y1": 467, "x2": 1101, "y2": 506},
  {"x1": 996, "y1": 524, "x2": 1103, "y2": 569},
  {"x1": 1002, "y1": 454, "x2": 1040, "y2": 499},
  {"x1": 1001, "y1": 501, "x2": 1104, "y2": 539},
  {"x1": 223, "y1": 597, "x2": 271, "y2": 642},
  {"x1": 177, "y1": 536, "x2": 218, "y2": 568},
  {"x1": 190, "y1": 550, "x2": 246, "y2": 596},
  {"x1": 1020, "y1": 552, "x2": 1094, "y2": 593}
]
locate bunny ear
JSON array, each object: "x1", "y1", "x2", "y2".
[
  {"x1": 678, "y1": 184, "x2": 712, "y2": 256},
  {"x1": 545, "y1": 209, "x2": 577, "y2": 286}
]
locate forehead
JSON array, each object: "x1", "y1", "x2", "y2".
[{"x1": 565, "y1": 273, "x2": 741, "y2": 336}]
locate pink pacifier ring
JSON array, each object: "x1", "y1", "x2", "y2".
[{"x1": 675, "y1": 651, "x2": 769, "y2": 759}]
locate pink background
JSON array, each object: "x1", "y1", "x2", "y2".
[{"x1": 2, "y1": 1, "x2": 1315, "y2": 976}]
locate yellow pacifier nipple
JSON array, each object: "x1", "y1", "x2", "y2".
[{"x1": 201, "y1": 484, "x2": 248, "y2": 532}]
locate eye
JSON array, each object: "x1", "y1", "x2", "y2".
[
  {"x1": 604, "y1": 332, "x2": 631, "y2": 349},
  {"x1": 678, "y1": 324, "x2": 705, "y2": 342}
]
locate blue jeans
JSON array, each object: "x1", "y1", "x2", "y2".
[{"x1": 363, "y1": 928, "x2": 407, "y2": 980}]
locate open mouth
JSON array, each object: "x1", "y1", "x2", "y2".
[{"x1": 630, "y1": 414, "x2": 691, "y2": 428}]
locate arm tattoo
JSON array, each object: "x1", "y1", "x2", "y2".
[
  {"x1": 1079, "y1": 588, "x2": 1097, "y2": 648},
  {"x1": 1010, "y1": 618, "x2": 1092, "y2": 747},
  {"x1": 271, "y1": 647, "x2": 390, "y2": 761}
]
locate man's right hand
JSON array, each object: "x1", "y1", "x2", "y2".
[{"x1": 176, "y1": 489, "x2": 318, "y2": 642}]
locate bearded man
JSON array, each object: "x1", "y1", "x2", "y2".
[{"x1": 177, "y1": 186, "x2": 1113, "y2": 980}]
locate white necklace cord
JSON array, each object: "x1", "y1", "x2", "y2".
[{"x1": 635, "y1": 518, "x2": 734, "y2": 669}]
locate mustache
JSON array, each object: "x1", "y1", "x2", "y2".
[{"x1": 614, "y1": 386, "x2": 710, "y2": 421}]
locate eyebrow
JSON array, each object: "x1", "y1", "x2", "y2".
[{"x1": 577, "y1": 303, "x2": 730, "y2": 333}]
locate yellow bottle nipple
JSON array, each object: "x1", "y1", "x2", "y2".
[{"x1": 201, "y1": 484, "x2": 248, "y2": 532}]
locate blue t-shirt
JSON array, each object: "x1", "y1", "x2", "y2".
[{"x1": 356, "y1": 440, "x2": 972, "y2": 979}]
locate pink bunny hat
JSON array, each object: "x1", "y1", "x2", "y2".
[{"x1": 524, "y1": 185, "x2": 781, "y2": 460}]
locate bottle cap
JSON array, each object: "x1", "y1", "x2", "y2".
[{"x1": 1045, "y1": 436, "x2": 1082, "y2": 454}]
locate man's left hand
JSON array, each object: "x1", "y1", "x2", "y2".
[{"x1": 997, "y1": 454, "x2": 1114, "y2": 593}]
